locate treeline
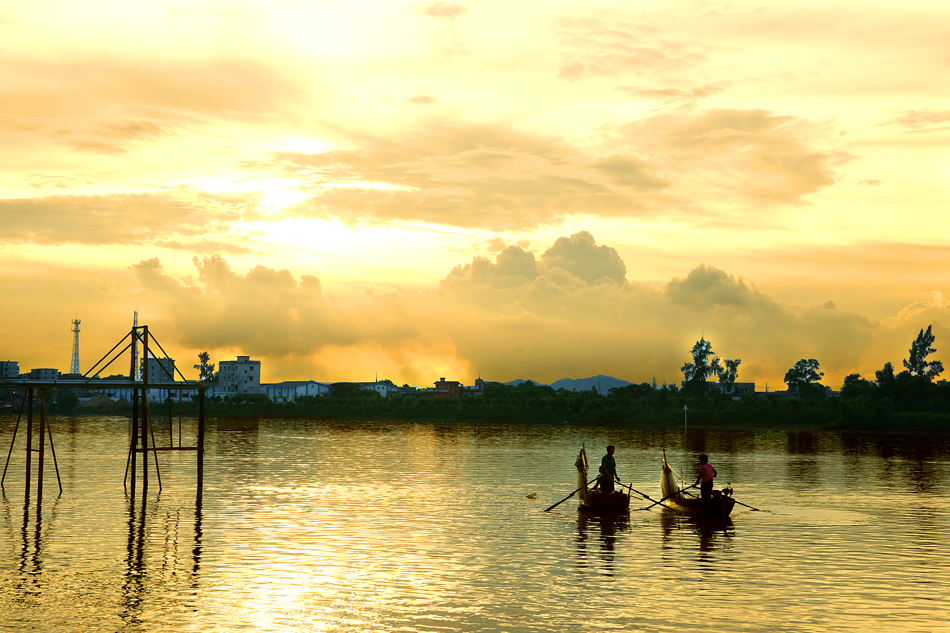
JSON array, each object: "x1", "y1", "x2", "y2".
[{"x1": 63, "y1": 377, "x2": 950, "y2": 433}]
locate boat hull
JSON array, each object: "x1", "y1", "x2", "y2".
[
  {"x1": 579, "y1": 490, "x2": 630, "y2": 513},
  {"x1": 660, "y1": 494, "x2": 735, "y2": 517}
]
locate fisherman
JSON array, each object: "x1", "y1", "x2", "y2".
[
  {"x1": 598, "y1": 445, "x2": 620, "y2": 493},
  {"x1": 694, "y1": 453, "x2": 717, "y2": 500}
]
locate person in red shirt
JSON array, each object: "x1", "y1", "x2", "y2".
[{"x1": 694, "y1": 453, "x2": 717, "y2": 500}]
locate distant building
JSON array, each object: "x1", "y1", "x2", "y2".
[
  {"x1": 27, "y1": 368, "x2": 58, "y2": 381},
  {"x1": 141, "y1": 356, "x2": 176, "y2": 383},
  {"x1": 219, "y1": 355, "x2": 262, "y2": 394},
  {"x1": 469, "y1": 377, "x2": 502, "y2": 396},
  {"x1": 0, "y1": 361, "x2": 19, "y2": 379},
  {"x1": 419, "y1": 377, "x2": 461, "y2": 399},
  {"x1": 263, "y1": 380, "x2": 331, "y2": 401},
  {"x1": 359, "y1": 381, "x2": 401, "y2": 398}
]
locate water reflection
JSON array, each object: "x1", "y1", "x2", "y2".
[
  {"x1": 121, "y1": 493, "x2": 204, "y2": 626},
  {"x1": 659, "y1": 510, "x2": 734, "y2": 553},
  {"x1": 575, "y1": 510, "x2": 630, "y2": 575},
  {"x1": 2, "y1": 491, "x2": 62, "y2": 601}
]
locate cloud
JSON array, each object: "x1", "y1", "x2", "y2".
[
  {"x1": 263, "y1": 124, "x2": 669, "y2": 231},
  {"x1": 665, "y1": 264, "x2": 763, "y2": 309},
  {"x1": 417, "y1": 1, "x2": 470, "y2": 20},
  {"x1": 656, "y1": 108, "x2": 840, "y2": 202},
  {"x1": 540, "y1": 231, "x2": 627, "y2": 285},
  {"x1": 0, "y1": 55, "x2": 308, "y2": 122},
  {"x1": 408, "y1": 95, "x2": 438, "y2": 105},
  {"x1": 616, "y1": 84, "x2": 723, "y2": 101},
  {"x1": 131, "y1": 255, "x2": 365, "y2": 355},
  {"x1": 0, "y1": 189, "x2": 258, "y2": 246},
  {"x1": 885, "y1": 110, "x2": 950, "y2": 132},
  {"x1": 553, "y1": 15, "x2": 711, "y2": 82}
]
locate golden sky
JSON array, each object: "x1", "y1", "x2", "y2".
[{"x1": 2, "y1": 0, "x2": 949, "y2": 390}]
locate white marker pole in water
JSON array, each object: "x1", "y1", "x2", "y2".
[{"x1": 683, "y1": 404, "x2": 688, "y2": 435}]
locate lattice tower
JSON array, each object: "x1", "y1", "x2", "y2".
[{"x1": 70, "y1": 319, "x2": 81, "y2": 374}]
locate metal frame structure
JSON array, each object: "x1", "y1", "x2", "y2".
[{"x1": 1, "y1": 324, "x2": 206, "y2": 504}]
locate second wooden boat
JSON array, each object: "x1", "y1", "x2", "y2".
[{"x1": 659, "y1": 457, "x2": 735, "y2": 517}]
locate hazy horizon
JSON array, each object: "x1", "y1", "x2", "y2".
[{"x1": 2, "y1": 1, "x2": 948, "y2": 390}]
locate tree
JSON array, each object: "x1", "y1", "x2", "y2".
[
  {"x1": 903, "y1": 325, "x2": 944, "y2": 381},
  {"x1": 840, "y1": 373, "x2": 874, "y2": 399},
  {"x1": 56, "y1": 389, "x2": 80, "y2": 413},
  {"x1": 680, "y1": 337, "x2": 740, "y2": 396},
  {"x1": 784, "y1": 358, "x2": 825, "y2": 398},
  {"x1": 719, "y1": 358, "x2": 742, "y2": 393},
  {"x1": 194, "y1": 352, "x2": 217, "y2": 383}
]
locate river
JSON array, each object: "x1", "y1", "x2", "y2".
[{"x1": 1, "y1": 416, "x2": 948, "y2": 632}]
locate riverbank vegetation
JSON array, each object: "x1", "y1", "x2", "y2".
[
  {"x1": 56, "y1": 376, "x2": 950, "y2": 434},
  {"x1": 29, "y1": 325, "x2": 950, "y2": 434}
]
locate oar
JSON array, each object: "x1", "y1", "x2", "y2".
[
  {"x1": 731, "y1": 498, "x2": 760, "y2": 511},
  {"x1": 619, "y1": 482, "x2": 653, "y2": 500},
  {"x1": 544, "y1": 477, "x2": 599, "y2": 512},
  {"x1": 637, "y1": 483, "x2": 698, "y2": 511}
]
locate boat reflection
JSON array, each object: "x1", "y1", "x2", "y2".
[
  {"x1": 574, "y1": 510, "x2": 630, "y2": 576},
  {"x1": 659, "y1": 509, "x2": 734, "y2": 552}
]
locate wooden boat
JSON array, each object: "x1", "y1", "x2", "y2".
[
  {"x1": 575, "y1": 446, "x2": 630, "y2": 513},
  {"x1": 658, "y1": 457, "x2": 735, "y2": 517}
]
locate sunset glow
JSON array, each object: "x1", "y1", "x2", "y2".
[{"x1": 2, "y1": 0, "x2": 949, "y2": 389}]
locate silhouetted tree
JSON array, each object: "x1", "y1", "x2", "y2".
[
  {"x1": 903, "y1": 325, "x2": 944, "y2": 381},
  {"x1": 840, "y1": 373, "x2": 874, "y2": 399},
  {"x1": 681, "y1": 337, "x2": 740, "y2": 396},
  {"x1": 194, "y1": 352, "x2": 217, "y2": 383},
  {"x1": 719, "y1": 358, "x2": 742, "y2": 393},
  {"x1": 784, "y1": 359, "x2": 825, "y2": 398}
]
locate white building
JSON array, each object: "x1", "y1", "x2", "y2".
[
  {"x1": 263, "y1": 380, "x2": 332, "y2": 401},
  {"x1": 28, "y1": 368, "x2": 59, "y2": 381},
  {"x1": 218, "y1": 355, "x2": 262, "y2": 394},
  {"x1": 0, "y1": 361, "x2": 19, "y2": 379},
  {"x1": 359, "y1": 381, "x2": 401, "y2": 398},
  {"x1": 142, "y1": 356, "x2": 176, "y2": 383}
]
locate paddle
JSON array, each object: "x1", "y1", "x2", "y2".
[
  {"x1": 731, "y1": 498, "x2": 760, "y2": 511},
  {"x1": 544, "y1": 477, "x2": 600, "y2": 512},
  {"x1": 637, "y1": 483, "x2": 698, "y2": 511}
]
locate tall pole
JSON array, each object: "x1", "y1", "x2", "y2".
[
  {"x1": 37, "y1": 389, "x2": 46, "y2": 507},
  {"x1": 24, "y1": 388, "x2": 33, "y2": 506},
  {"x1": 129, "y1": 325, "x2": 138, "y2": 498},
  {"x1": 683, "y1": 404, "x2": 688, "y2": 437},
  {"x1": 141, "y1": 325, "x2": 149, "y2": 496},
  {"x1": 197, "y1": 387, "x2": 204, "y2": 503}
]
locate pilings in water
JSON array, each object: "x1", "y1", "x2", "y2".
[{"x1": 0, "y1": 324, "x2": 206, "y2": 505}]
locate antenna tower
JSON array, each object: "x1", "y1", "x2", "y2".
[{"x1": 70, "y1": 319, "x2": 81, "y2": 374}]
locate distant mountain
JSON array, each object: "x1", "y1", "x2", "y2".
[
  {"x1": 550, "y1": 375, "x2": 631, "y2": 394},
  {"x1": 504, "y1": 379, "x2": 545, "y2": 387}
]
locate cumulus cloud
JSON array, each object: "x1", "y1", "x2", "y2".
[{"x1": 131, "y1": 255, "x2": 364, "y2": 355}]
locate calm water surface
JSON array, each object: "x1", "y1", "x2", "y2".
[{"x1": 1, "y1": 417, "x2": 949, "y2": 632}]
